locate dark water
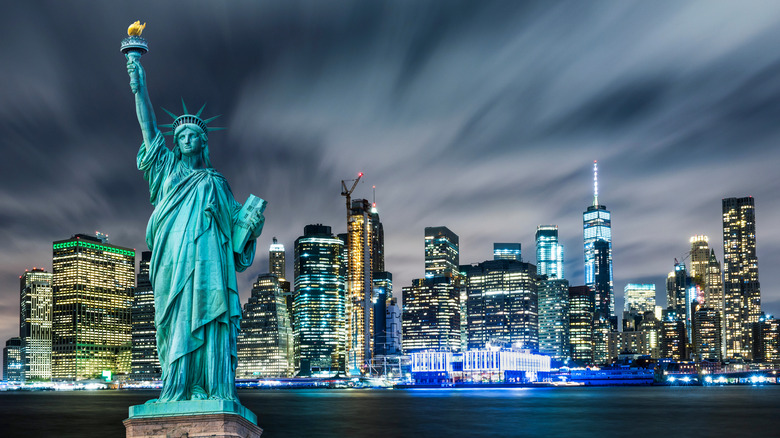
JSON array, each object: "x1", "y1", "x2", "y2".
[{"x1": 1, "y1": 386, "x2": 779, "y2": 437}]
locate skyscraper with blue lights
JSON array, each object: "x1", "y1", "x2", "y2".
[
  {"x1": 536, "y1": 226, "x2": 564, "y2": 279},
  {"x1": 583, "y1": 161, "x2": 614, "y2": 319},
  {"x1": 293, "y1": 224, "x2": 346, "y2": 375}
]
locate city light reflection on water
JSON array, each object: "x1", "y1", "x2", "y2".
[{"x1": 1, "y1": 387, "x2": 780, "y2": 437}]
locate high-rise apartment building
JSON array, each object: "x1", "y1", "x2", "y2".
[
  {"x1": 237, "y1": 274, "x2": 294, "y2": 378},
  {"x1": 689, "y1": 236, "x2": 710, "y2": 288},
  {"x1": 722, "y1": 196, "x2": 761, "y2": 360},
  {"x1": 538, "y1": 278, "x2": 569, "y2": 361},
  {"x1": 583, "y1": 161, "x2": 614, "y2": 319},
  {"x1": 346, "y1": 199, "x2": 382, "y2": 373},
  {"x1": 20, "y1": 268, "x2": 53, "y2": 381},
  {"x1": 372, "y1": 272, "x2": 393, "y2": 357},
  {"x1": 52, "y1": 234, "x2": 135, "y2": 380},
  {"x1": 3, "y1": 338, "x2": 23, "y2": 381},
  {"x1": 294, "y1": 225, "x2": 346, "y2": 375},
  {"x1": 463, "y1": 260, "x2": 538, "y2": 351},
  {"x1": 402, "y1": 277, "x2": 460, "y2": 353},
  {"x1": 424, "y1": 227, "x2": 459, "y2": 278},
  {"x1": 569, "y1": 285, "x2": 594, "y2": 365},
  {"x1": 269, "y1": 237, "x2": 286, "y2": 281},
  {"x1": 623, "y1": 284, "x2": 655, "y2": 332},
  {"x1": 691, "y1": 306, "x2": 722, "y2": 362},
  {"x1": 704, "y1": 249, "x2": 724, "y2": 315},
  {"x1": 131, "y1": 251, "x2": 159, "y2": 380},
  {"x1": 536, "y1": 226, "x2": 564, "y2": 279},
  {"x1": 493, "y1": 243, "x2": 521, "y2": 261},
  {"x1": 751, "y1": 315, "x2": 779, "y2": 363},
  {"x1": 661, "y1": 317, "x2": 687, "y2": 360}
]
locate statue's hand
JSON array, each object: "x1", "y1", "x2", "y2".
[
  {"x1": 248, "y1": 213, "x2": 265, "y2": 241},
  {"x1": 126, "y1": 54, "x2": 146, "y2": 94}
]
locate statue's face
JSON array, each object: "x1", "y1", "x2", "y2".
[{"x1": 177, "y1": 127, "x2": 204, "y2": 156}]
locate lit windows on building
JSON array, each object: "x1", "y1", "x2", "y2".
[
  {"x1": 51, "y1": 234, "x2": 135, "y2": 381},
  {"x1": 402, "y1": 276, "x2": 460, "y2": 353},
  {"x1": 463, "y1": 260, "x2": 538, "y2": 352},
  {"x1": 130, "y1": 251, "x2": 159, "y2": 380},
  {"x1": 751, "y1": 315, "x2": 779, "y2": 363},
  {"x1": 3, "y1": 337, "x2": 23, "y2": 382},
  {"x1": 568, "y1": 285, "x2": 594, "y2": 365},
  {"x1": 424, "y1": 226, "x2": 459, "y2": 278},
  {"x1": 691, "y1": 306, "x2": 722, "y2": 362},
  {"x1": 722, "y1": 196, "x2": 761, "y2": 360},
  {"x1": 493, "y1": 243, "x2": 521, "y2": 262},
  {"x1": 536, "y1": 226, "x2": 563, "y2": 279},
  {"x1": 538, "y1": 278, "x2": 569, "y2": 362},
  {"x1": 583, "y1": 161, "x2": 614, "y2": 319},
  {"x1": 20, "y1": 268, "x2": 53, "y2": 381},
  {"x1": 237, "y1": 274, "x2": 294, "y2": 378},
  {"x1": 623, "y1": 283, "x2": 655, "y2": 331},
  {"x1": 294, "y1": 225, "x2": 346, "y2": 376},
  {"x1": 269, "y1": 237, "x2": 286, "y2": 281}
]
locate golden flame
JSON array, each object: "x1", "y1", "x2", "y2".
[{"x1": 128, "y1": 21, "x2": 146, "y2": 37}]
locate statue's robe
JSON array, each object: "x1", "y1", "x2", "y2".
[{"x1": 138, "y1": 132, "x2": 255, "y2": 401}]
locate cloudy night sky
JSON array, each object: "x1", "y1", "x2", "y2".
[{"x1": 2, "y1": 1, "x2": 780, "y2": 345}]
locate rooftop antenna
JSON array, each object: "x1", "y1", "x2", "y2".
[
  {"x1": 593, "y1": 160, "x2": 599, "y2": 206},
  {"x1": 372, "y1": 185, "x2": 376, "y2": 208}
]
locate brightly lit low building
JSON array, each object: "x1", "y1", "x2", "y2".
[{"x1": 409, "y1": 348, "x2": 551, "y2": 384}]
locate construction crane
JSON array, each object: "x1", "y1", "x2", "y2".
[{"x1": 341, "y1": 172, "x2": 363, "y2": 217}]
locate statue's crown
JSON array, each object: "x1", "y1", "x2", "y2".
[{"x1": 160, "y1": 99, "x2": 223, "y2": 138}]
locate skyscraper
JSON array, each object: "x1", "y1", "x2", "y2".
[
  {"x1": 568, "y1": 285, "x2": 594, "y2": 365},
  {"x1": 538, "y1": 278, "x2": 569, "y2": 361},
  {"x1": 493, "y1": 243, "x2": 521, "y2": 261},
  {"x1": 372, "y1": 272, "x2": 392, "y2": 357},
  {"x1": 3, "y1": 338, "x2": 23, "y2": 381},
  {"x1": 463, "y1": 260, "x2": 538, "y2": 351},
  {"x1": 346, "y1": 199, "x2": 381, "y2": 373},
  {"x1": 294, "y1": 225, "x2": 346, "y2": 375},
  {"x1": 237, "y1": 273, "x2": 294, "y2": 378},
  {"x1": 20, "y1": 268, "x2": 53, "y2": 381},
  {"x1": 583, "y1": 161, "x2": 614, "y2": 319},
  {"x1": 131, "y1": 251, "x2": 160, "y2": 380},
  {"x1": 424, "y1": 226, "x2": 459, "y2": 278},
  {"x1": 691, "y1": 306, "x2": 722, "y2": 362},
  {"x1": 722, "y1": 196, "x2": 761, "y2": 360},
  {"x1": 402, "y1": 276, "x2": 460, "y2": 353},
  {"x1": 269, "y1": 237, "x2": 286, "y2": 281},
  {"x1": 51, "y1": 234, "x2": 135, "y2": 380},
  {"x1": 704, "y1": 249, "x2": 724, "y2": 316},
  {"x1": 623, "y1": 283, "x2": 655, "y2": 331},
  {"x1": 689, "y1": 236, "x2": 710, "y2": 289},
  {"x1": 536, "y1": 226, "x2": 564, "y2": 279}
]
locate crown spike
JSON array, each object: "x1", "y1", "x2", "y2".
[
  {"x1": 203, "y1": 115, "x2": 222, "y2": 124},
  {"x1": 161, "y1": 107, "x2": 178, "y2": 120},
  {"x1": 195, "y1": 103, "x2": 207, "y2": 118},
  {"x1": 181, "y1": 98, "x2": 189, "y2": 115}
]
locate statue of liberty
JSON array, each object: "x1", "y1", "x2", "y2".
[{"x1": 125, "y1": 27, "x2": 265, "y2": 403}]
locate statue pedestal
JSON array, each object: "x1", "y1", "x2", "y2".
[{"x1": 124, "y1": 400, "x2": 262, "y2": 438}]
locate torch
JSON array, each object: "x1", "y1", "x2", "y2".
[{"x1": 120, "y1": 21, "x2": 148, "y2": 94}]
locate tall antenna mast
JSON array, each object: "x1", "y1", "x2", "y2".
[
  {"x1": 593, "y1": 160, "x2": 599, "y2": 206},
  {"x1": 372, "y1": 185, "x2": 376, "y2": 208}
]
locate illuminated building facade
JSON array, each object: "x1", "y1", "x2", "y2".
[
  {"x1": 751, "y1": 316, "x2": 780, "y2": 363},
  {"x1": 661, "y1": 317, "x2": 687, "y2": 360},
  {"x1": 130, "y1": 252, "x2": 159, "y2": 380},
  {"x1": 691, "y1": 306, "x2": 722, "y2": 362},
  {"x1": 237, "y1": 274, "x2": 294, "y2": 378},
  {"x1": 463, "y1": 260, "x2": 538, "y2": 351},
  {"x1": 425, "y1": 226, "x2": 459, "y2": 278},
  {"x1": 51, "y1": 234, "x2": 134, "y2": 380},
  {"x1": 346, "y1": 199, "x2": 381, "y2": 373},
  {"x1": 591, "y1": 239, "x2": 613, "y2": 364},
  {"x1": 20, "y1": 268, "x2": 53, "y2": 381},
  {"x1": 583, "y1": 161, "x2": 614, "y2": 319},
  {"x1": 538, "y1": 278, "x2": 569, "y2": 361},
  {"x1": 269, "y1": 237, "x2": 286, "y2": 281},
  {"x1": 722, "y1": 196, "x2": 761, "y2": 360},
  {"x1": 372, "y1": 272, "x2": 392, "y2": 357},
  {"x1": 607, "y1": 331, "x2": 647, "y2": 360},
  {"x1": 536, "y1": 226, "x2": 564, "y2": 279},
  {"x1": 402, "y1": 276, "x2": 460, "y2": 353},
  {"x1": 704, "y1": 249, "x2": 724, "y2": 316},
  {"x1": 623, "y1": 283, "x2": 655, "y2": 331},
  {"x1": 493, "y1": 243, "x2": 521, "y2": 262},
  {"x1": 689, "y1": 236, "x2": 710, "y2": 289},
  {"x1": 568, "y1": 285, "x2": 594, "y2": 365},
  {"x1": 294, "y1": 225, "x2": 346, "y2": 375},
  {"x1": 385, "y1": 297, "x2": 402, "y2": 355},
  {"x1": 638, "y1": 312, "x2": 661, "y2": 358},
  {"x1": 3, "y1": 338, "x2": 23, "y2": 381}
]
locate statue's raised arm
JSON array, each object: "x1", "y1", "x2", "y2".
[{"x1": 127, "y1": 55, "x2": 158, "y2": 147}]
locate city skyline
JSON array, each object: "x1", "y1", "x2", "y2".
[{"x1": 3, "y1": 1, "x2": 780, "y2": 348}]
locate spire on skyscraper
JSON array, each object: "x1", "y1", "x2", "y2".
[{"x1": 593, "y1": 160, "x2": 599, "y2": 207}]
